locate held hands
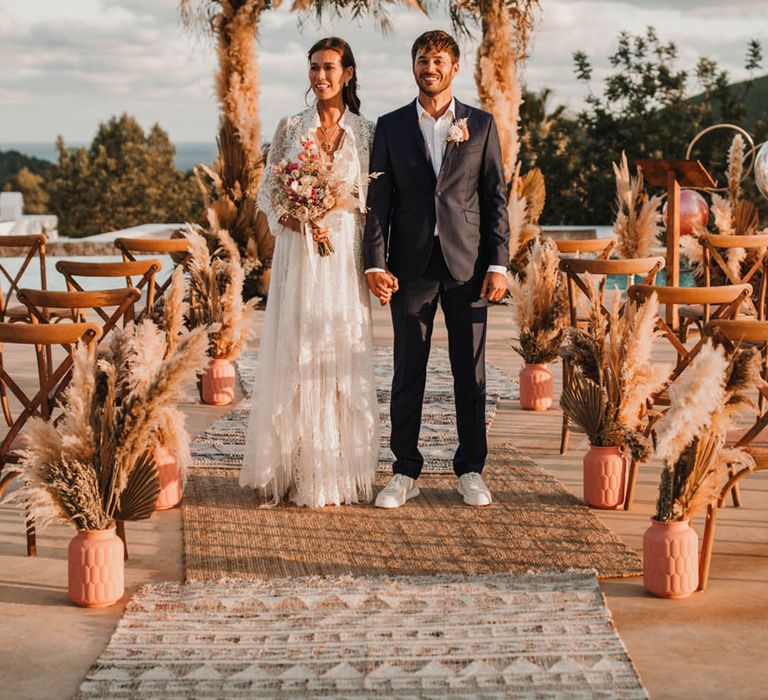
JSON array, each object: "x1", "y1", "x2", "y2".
[
  {"x1": 481, "y1": 271, "x2": 507, "y2": 303},
  {"x1": 366, "y1": 270, "x2": 399, "y2": 306}
]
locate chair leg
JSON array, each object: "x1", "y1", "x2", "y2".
[
  {"x1": 560, "y1": 359, "x2": 570, "y2": 455},
  {"x1": 623, "y1": 457, "x2": 638, "y2": 511},
  {"x1": 26, "y1": 513, "x2": 36, "y2": 557},
  {"x1": 727, "y1": 465, "x2": 743, "y2": 508},
  {"x1": 698, "y1": 502, "x2": 718, "y2": 591},
  {"x1": 116, "y1": 520, "x2": 129, "y2": 561}
]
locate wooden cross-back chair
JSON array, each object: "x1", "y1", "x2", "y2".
[
  {"x1": 18, "y1": 287, "x2": 141, "y2": 341},
  {"x1": 552, "y1": 236, "x2": 617, "y2": 259},
  {"x1": 697, "y1": 319, "x2": 768, "y2": 590},
  {"x1": 0, "y1": 322, "x2": 102, "y2": 555},
  {"x1": 0, "y1": 234, "x2": 48, "y2": 322},
  {"x1": 679, "y1": 233, "x2": 768, "y2": 336},
  {"x1": 114, "y1": 237, "x2": 190, "y2": 299},
  {"x1": 558, "y1": 256, "x2": 666, "y2": 454},
  {"x1": 621, "y1": 284, "x2": 753, "y2": 510},
  {"x1": 56, "y1": 258, "x2": 161, "y2": 320}
]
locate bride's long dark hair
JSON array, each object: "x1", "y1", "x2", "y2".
[{"x1": 306, "y1": 37, "x2": 361, "y2": 115}]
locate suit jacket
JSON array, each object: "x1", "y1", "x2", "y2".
[{"x1": 363, "y1": 98, "x2": 510, "y2": 283}]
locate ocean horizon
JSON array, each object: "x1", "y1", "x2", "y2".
[{"x1": 0, "y1": 142, "x2": 219, "y2": 172}]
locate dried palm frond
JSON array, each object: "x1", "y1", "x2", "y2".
[
  {"x1": 612, "y1": 152, "x2": 663, "y2": 259},
  {"x1": 114, "y1": 451, "x2": 160, "y2": 522}
]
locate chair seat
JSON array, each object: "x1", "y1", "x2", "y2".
[
  {"x1": 4, "y1": 304, "x2": 74, "y2": 322},
  {"x1": 679, "y1": 304, "x2": 704, "y2": 320}
]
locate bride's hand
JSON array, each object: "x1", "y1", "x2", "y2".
[
  {"x1": 278, "y1": 214, "x2": 302, "y2": 233},
  {"x1": 311, "y1": 225, "x2": 330, "y2": 244}
]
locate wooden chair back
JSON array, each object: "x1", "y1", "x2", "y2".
[
  {"x1": 697, "y1": 318, "x2": 768, "y2": 590},
  {"x1": 560, "y1": 256, "x2": 665, "y2": 327},
  {"x1": 699, "y1": 232, "x2": 768, "y2": 319},
  {"x1": 0, "y1": 234, "x2": 48, "y2": 322},
  {"x1": 114, "y1": 237, "x2": 190, "y2": 299},
  {"x1": 55, "y1": 258, "x2": 161, "y2": 318},
  {"x1": 552, "y1": 237, "x2": 616, "y2": 259},
  {"x1": 0, "y1": 322, "x2": 101, "y2": 555},
  {"x1": 18, "y1": 287, "x2": 141, "y2": 338}
]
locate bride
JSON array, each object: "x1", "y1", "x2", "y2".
[{"x1": 240, "y1": 37, "x2": 382, "y2": 507}]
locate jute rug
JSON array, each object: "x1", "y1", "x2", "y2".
[
  {"x1": 183, "y1": 444, "x2": 642, "y2": 581},
  {"x1": 191, "y1": 347, "x2": 519, "y2": 472},
  {"x1": 76, "y1": 571, "x2": 647, "y2": 699}
]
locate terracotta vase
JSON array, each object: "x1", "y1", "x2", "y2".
[
  {"x1": 518, "y1": 363, "x2": 553, "y2": 411},
  {"x1": 200, "y1": 358, "x2": 236, "y2": 405},
  {"x1": 583, "y1": 444, "x2": 626, "y2": 509},
  {"x1": 67, "y1": 527, "x2": 125, "y2": 608},
  {"x1": 154, "y1": 445, "x2": 182, "y2": 510},
  {"x1": 643, "y1": 518, "x2": 699, "y2": 599}
]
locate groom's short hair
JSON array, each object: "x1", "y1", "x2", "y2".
[{"x1": 411, "y1": 30, "x2": 460, "y2": 64}]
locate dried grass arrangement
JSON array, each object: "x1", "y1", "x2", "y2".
[
  {"x1": 612, "y1": 152, "x2": 663, "y2": 259},
  {"x1": 12, "y1": 327, "x2": 208, "y2": 531},
  {"x1": 508, "y1": 238, "x2": 567, "y2": 364},
  {"x1": 681, "y1": 134, "x2": 765, "y2": 284},
  {"x1": 183, "y1": 216, "x2": 257, "y2": 361},
  {"x1": 507, "y1": 165, "x2": 546, "y2": 276},
  {"x1": 653, "y1": 342, "x2": 761, "y2": 522},
  {"x1": 560, "y1": 282, "x2": 670, "y2": 460}
]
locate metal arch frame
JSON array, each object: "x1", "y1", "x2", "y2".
[{"x1": 685, "y1": 123, "x2": 756, "y2": 192}]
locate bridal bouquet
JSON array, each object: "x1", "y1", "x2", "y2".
[{"x1": 272, "y1": 136, "x2": 364, "y2": 256}]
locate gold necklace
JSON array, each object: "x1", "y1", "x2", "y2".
[{"x1": 318, "y1": 123, "x2": 340, "y2": 153}]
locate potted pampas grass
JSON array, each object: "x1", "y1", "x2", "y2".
[
  {"x1": 148, "y1": 267, "x2": 196, "y2": 509},
  {"x1": 560, "y1": 283, "x2": 670, "y2": 508},
  {"x1": 508, "y1": 238, "x2": 567, "y2": 410},
  {"x1": 644, "y1": 342, "x2": 759, "y2": 599},
  {"x1": 183, "y1": 215, "x2": 256, "y2": 405},
  {"x1": 613, "y1": 152, "x2": 663, "y2": 260},
  {"x1": 12, "y1": 327, "x2": 208, "y2": 607}
]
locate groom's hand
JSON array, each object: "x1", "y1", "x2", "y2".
[
  {"x1": 366, "y1": 270, "x2": 399, "y2": 306},
  {"x1": 481, "y1": 271, "x2": 507, "y2": 303}
]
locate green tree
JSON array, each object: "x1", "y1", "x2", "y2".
[
  {"x1": 521, "y1": 28, "x2": 766, "y2": 225},
  {"x1": 3, "y1": 167, "x2": 50, "y2": 214},
  {"x1": 47, "y1": 114, "x2": 202, "y2": 238}
]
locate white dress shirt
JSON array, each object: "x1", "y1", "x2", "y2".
[{"x1": 365, "y1": 97, "x2": 507, "y2": 277}]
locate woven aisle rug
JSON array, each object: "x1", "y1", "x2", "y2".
[
  {"x1": 183, "y1": 444, "x2": 642, "y2": 581},
  {"x1": 77, "y1": 571, "x2": 647, "y2": 699},
  {"x1": 190, "y1": 347, "x2": 519, "y2": 473}
]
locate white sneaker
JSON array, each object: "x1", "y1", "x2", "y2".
[
  {"x1": 458, "y1": 472, "x2": 492, "y2": 507},
  {"x1": 375, "y1": 474, "x2": 420, "y2": 509}
]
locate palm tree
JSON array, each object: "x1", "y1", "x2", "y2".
[
  {"x1": 449, "y1": 0, "x2": 541, "y2": 184},
  {"x1": 180, "y1": 0, "x2": 426, "y2": 297}
]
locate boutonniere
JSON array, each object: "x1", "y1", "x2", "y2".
[{"x1": 446, "y1": 118, "x2": 469, "y2": 147}]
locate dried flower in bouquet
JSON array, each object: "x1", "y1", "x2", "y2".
[
  {"x1": 508, "y1": 238, "x2": 567, "y2": 363},
  {"x1": 612, "y1": 152, "x2": 663, "y2": 259},
  {"x1": 653, "y1": 342, "x2": 760, "y2": 522},
  {"x1": 507, "y1": 165, "x2": 546, "y2": 276},
  {"x1": 12, "y1": 327, "x2": 208, "y2": 531},
  {"x1": 183, "y1": 218, "x2": 257, "y2": 361},
  {"x1": 560, "y1": 282, "x2": 670, "y2": 460}
]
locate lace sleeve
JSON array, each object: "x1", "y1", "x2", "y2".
[{"x1": 257, "y1": 116, "x2": 292, "y2": 235}]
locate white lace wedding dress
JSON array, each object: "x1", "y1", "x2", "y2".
[{"x1": 239, "y1": 107, "x2": 379, "y2": 507}]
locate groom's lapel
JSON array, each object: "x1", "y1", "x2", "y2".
[
  {"x1": 406, "y1": 100, "x2": 437, "y2": 183},
  {"x1": 436, "y1": 99, "x2": 469, "y2": 186}
]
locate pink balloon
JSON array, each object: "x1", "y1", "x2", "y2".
[{"x1": 663, "y1": 189, "x2": 709, "y2": 236}]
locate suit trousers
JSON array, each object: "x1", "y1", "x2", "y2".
[{"x1": 389, "y1": 239, "x2": 488, "y2": 478}]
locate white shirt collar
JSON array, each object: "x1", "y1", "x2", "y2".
[{"x1": 416, "y1": 97, "x2": 456, "y2": 123}]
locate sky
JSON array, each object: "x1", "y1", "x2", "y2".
[{"x1": 0, "y1": 0, "x2": 766, "y2": 145}]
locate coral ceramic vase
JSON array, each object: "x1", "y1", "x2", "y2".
[
  {"x1": 154, "y1": 445, "x2": 182, "y2": 510},
  {"x1": 519, "y1": 363, "x2": 553, "y2": 411},
  {"x1": 583, "y1": 445, "x2": 626, "y2": 509},
  {"x1": 201, "y1": 358, "x2": 236, "y2": 405},
  {"x1": 643, "y1": 518, "x2": 699, "y2": 599},
  {"x1": 68, "y1": 527, "x2": 125, "y2": 608}
]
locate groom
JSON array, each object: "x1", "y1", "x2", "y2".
[{"x1": 364, "y1": 30, "x2": 510, "y2": 508}]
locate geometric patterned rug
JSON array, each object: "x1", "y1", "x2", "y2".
[
  {"x1": 76, "y1": 571, "x2": 647, "y2": 699},
  {"x1": 190, "y1": 347, "x2": 519, "y2": 473}
]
